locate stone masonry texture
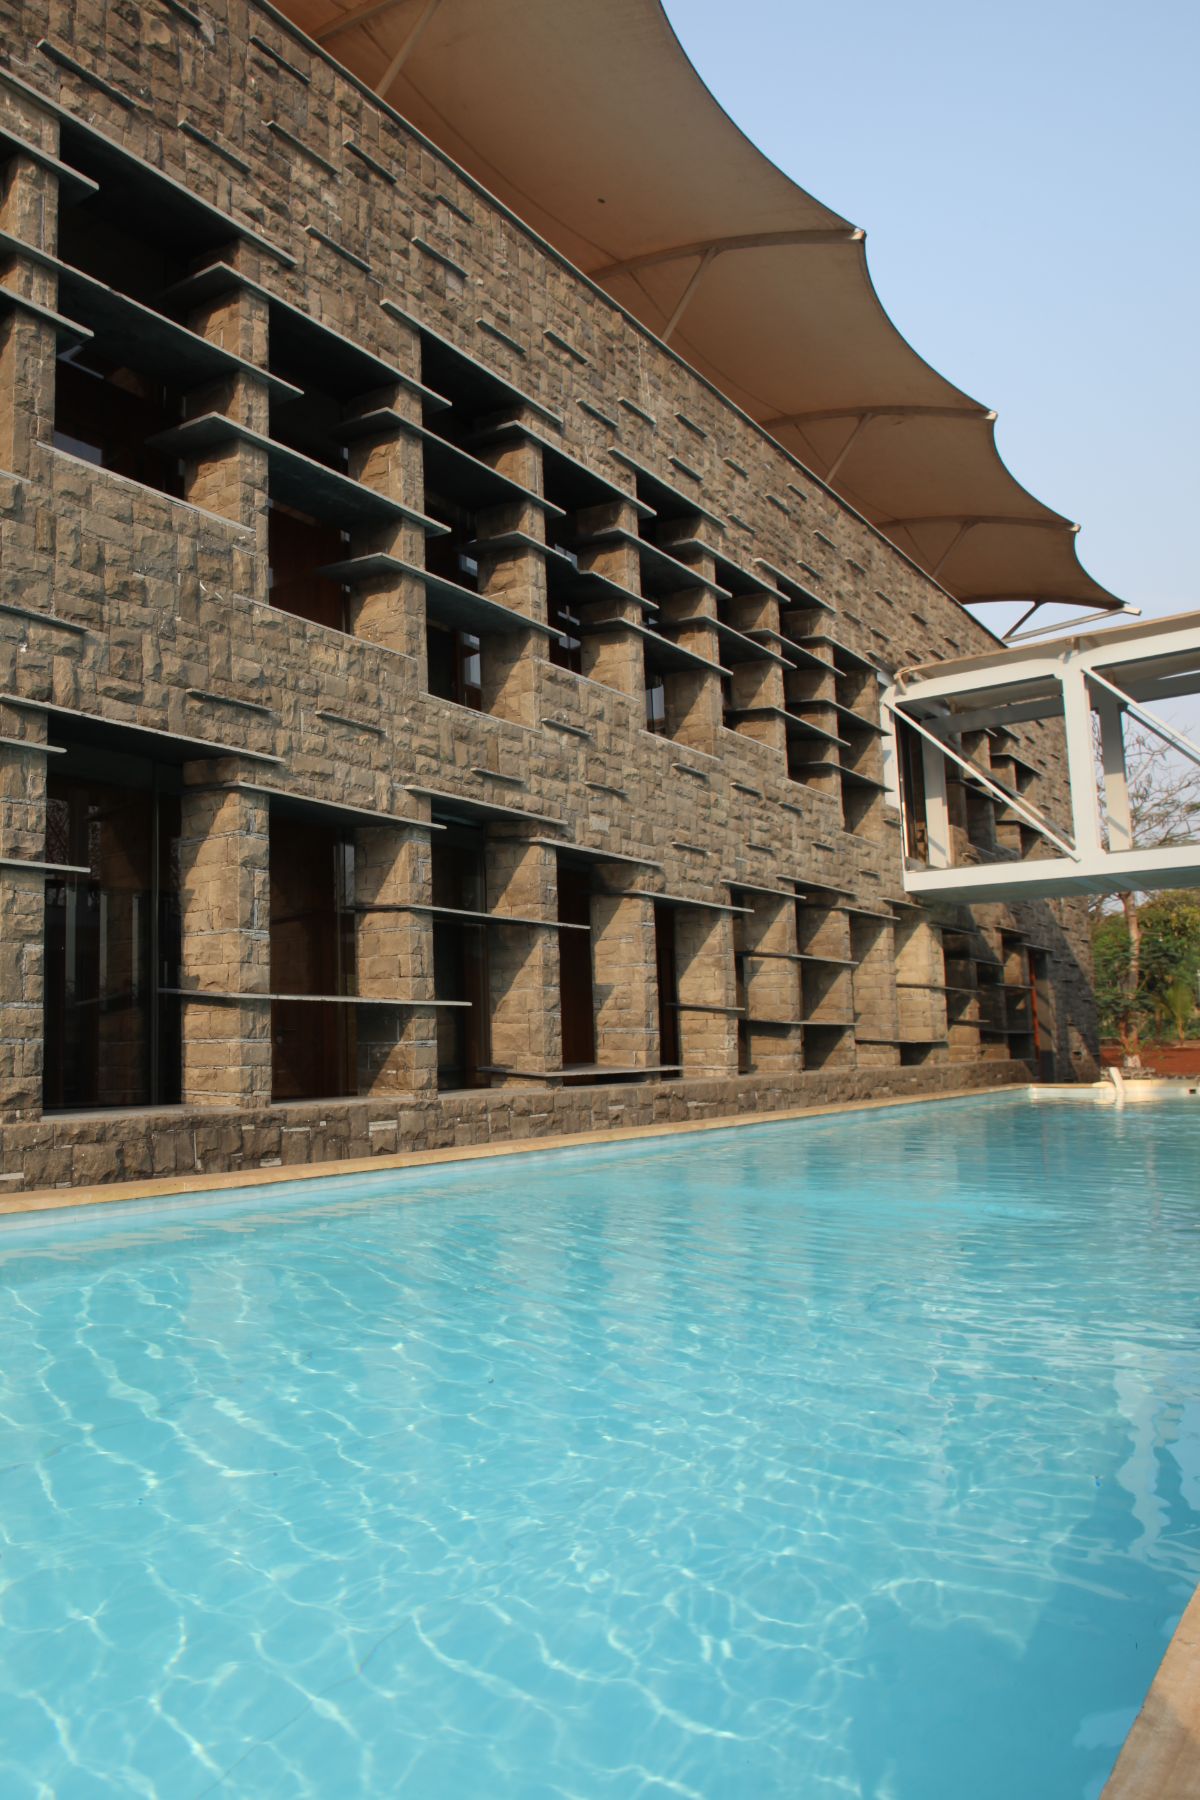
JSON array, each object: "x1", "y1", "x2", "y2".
[{"x1": 0, "y1": 0, "x2": 1099, "y2": 1194}]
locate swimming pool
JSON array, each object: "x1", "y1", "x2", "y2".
[{"x1": 1, "y1": 1092, "x2": 1197, "y2": 1798}]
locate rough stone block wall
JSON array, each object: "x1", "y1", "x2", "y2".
[{"x1": 0, "y1": 0, "x2": 1098, "y2": 1194}]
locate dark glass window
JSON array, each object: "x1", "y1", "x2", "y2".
[
  {"x1": 53, "y1": 346, "x2": 184, "y2": 496},
  {"x1": 432, "y1": 830, "x2": 490, "y2": 1088},
  {"x1": 731, "y1": 893, "x2": 752, "y2": 1074},
  {"x1": 427, "y1": 624, "x2": 483, "y2": 710},
  {"x1": 645, "y1": 673, "x2": 667, "y2": 735},
  {"x1": 557, "y1": 861, "x2": 595, "y2": 1067},
  {"x1": 49, "y1": 184, "x2": 217, "y2": 500},
  {"x1": 655, "y1": 904, "x2": 680, "y2": 1069},
  {"x1": 43, "y1": 761, "x2": 181, "y2": 1111},
  {"x1": 423, "y1": 500, "x2": 487, "y2": 706},
  {"x1": 425, "y1": 525, "x2": 479, "y2": 592},
  {"x1": 270, "y1": 816, "x2": 357, "y2": 1102},
  {"x1": 548, "y1": 592, "x2": 583, "y2": 674},
  {"x1": 268, "y1": 503, "x2": 349, "y2": 631},
  {"x1": 267, "y1": 372, "x2": 351, "y2": 474},
  {"x1": 57, "y1": 205, "x2": 186, "y2": 306}
]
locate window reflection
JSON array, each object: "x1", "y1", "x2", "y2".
[{"x1": 43, "y1": 759, "x2": 181, "y2": 1111}]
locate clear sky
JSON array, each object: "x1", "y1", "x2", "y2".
[{"x1": 663, "y1": 0, "x2": 1200, "y2": 641}]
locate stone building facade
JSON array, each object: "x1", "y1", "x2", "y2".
[{"x1": 0, "y1": 0, "x2": 1097, "y2": 1193}]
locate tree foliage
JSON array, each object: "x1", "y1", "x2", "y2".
[
  {"x1": 1091, "y1": 718, "x2": 1200, "y2": 1052},
  {"x1": 1093, "y1": 890, "x2": 1200, "y2": 1044},
  {"x1": 1120, "y1": 726, "x2": 1200, "y2": 851}
]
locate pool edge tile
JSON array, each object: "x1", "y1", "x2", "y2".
[{"x1": 1102, "y1": 1583, "x2": 1200, "y2": 1800}]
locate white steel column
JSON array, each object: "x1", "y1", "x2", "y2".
[
  {"x1": 1060, "y1": 666, "x2": 1104, "y2": 859},
  {"x1": 1095, "y1": 697, "x2": 1133, "y2": 852},
  {"x1": 920, "y1": 738, "x2": 951, "y2": 868}
]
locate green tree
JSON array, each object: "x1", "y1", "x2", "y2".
[
  {"x1": 1093, "y1": 721, "x2": 1200, "y2": 1057},
  {"x1": 1091, "y1": 891, "x2": 1200, "y2": 1050},
  {"x1": 1138, "y1": 891, "x2": 1200, "y2": 1042},
  {"x1": 1165, "y1": 977, "x2": 1196, "y2": 1045},
  {"x1": 1092, "y1": 913, "x2": 1137, "y2": 1049}
]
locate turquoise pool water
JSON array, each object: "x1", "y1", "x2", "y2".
[{"x1": 1, "y1": 1093, "x2": 1198, "y2": 1798}]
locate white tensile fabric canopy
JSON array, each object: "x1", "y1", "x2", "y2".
[{"x1": 275, "y1": 0, "x2": 1124, "y2": 616}]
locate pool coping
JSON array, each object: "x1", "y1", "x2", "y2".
[
  {"x1": 0, "y1": 1081, "x2": 1031, "y2": 1219},
  {"x1": 1032, "y1": 1077, "x2": 1200, "y2": 1106},
  {"x1": 1102, "y1": 1584, "x2": 1200, "y2": 1799}
]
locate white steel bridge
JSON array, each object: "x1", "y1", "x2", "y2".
[{"x1": 885, "y1": 610, "x2": 1200, "y2": 903}]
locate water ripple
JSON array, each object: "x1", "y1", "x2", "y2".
[{"x1": 0, "y1": 1094, "x2": 1197, "y2": 1798}]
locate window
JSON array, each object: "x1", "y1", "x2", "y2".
[
  {"x1": 262, "y1": 311, "x2": 410, "y2": 632},
  {"x1": 51, "y1": 187, "x2": 200, "y2": 497},
  {"x1": 557, "y1": 860, "x2": 595, "y2": 1066},
  {"x1": 548, "y1": 592, "x2": 584, "y2": 674},
  {"x1": 645, "y1": 672, "x2": 667, "y2": 735},
  {"x1": 544, "y1": 549, "x2": 585, "y2": 675},
  {"x1": 58, "y1": 203, "x2": 186, "y2": 304},
  {"x1": 427, "y1": 625, "x2": 483, "y2": 710},
  {"x1": 432, "y1": 830, "x2": 491, "y2": 1088},
  {"x1": 268, "y1": 360, "x2": 354, "y2": 475},
  {"x1": 267, "y1": 503, "x2": 349, "y2": 631},
  {"x1": 423, "y1": 510, "x2": 487, "y2": 706},
  {"x1": 53, "y1": 344, "x2": 184, "y2": 496},
  {"x1": 426, "y1": 535, "x2": 481, "y2": 592},
  {"x1": 43, "y1": 755, "x2": 181, "y2": 1111},
  {"x1": 269, "y1": 815, "x2": 357, "y2": 1102},
  {"x1": 654, "y1": 903, "x2": 681, "y2": 1068}
]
